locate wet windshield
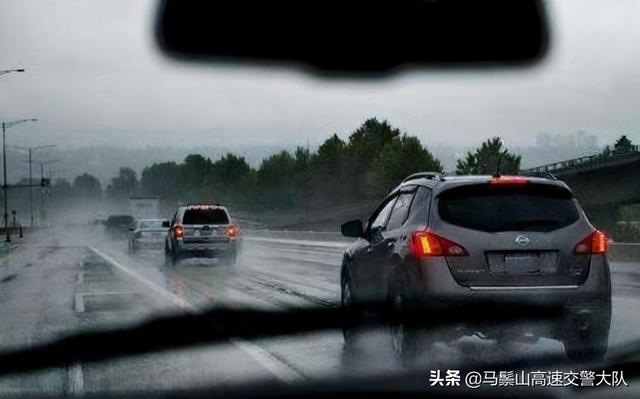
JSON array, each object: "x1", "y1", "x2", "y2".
[{"x1": 0, "y1": 0, "x2": 639, "y2": 397}]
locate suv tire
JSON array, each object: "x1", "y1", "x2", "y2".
[
  {"x1": 341, "y1": 275, "x2": 359, "y2": 347},
  {"x1": 563, "y1": 305, "x2": 611, "y2": 362},
  {"x1": 387, "y1": 271, "x2": 423, "y2": 364},
  {"x1": 220, "y1": 250, "x2": 237, "y2": 266}
]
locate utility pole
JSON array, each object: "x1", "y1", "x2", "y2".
[
  {"x1": 3, "y1": 122, "x2": 7, "y2": 240},
  {"x1": 29, "y1": 148, "x2": 32, "y2": 227},
  {"x1": 26, "y1": 159, "x2": 58, "y2": 227},
  {"x1": 13, "y1": 144, "x2": 54, "y2": 228}
]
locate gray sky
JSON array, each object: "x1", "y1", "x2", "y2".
[{"x1": 1, "y1": 0, "x2": 639, "y2": 149}]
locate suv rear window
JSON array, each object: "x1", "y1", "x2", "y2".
[
  {"x1": 438, "y1": 184, "x2": 580, "y2": 232},
  {"x1": 182, "y1": 208, "x2": 229, "y2": 225}
]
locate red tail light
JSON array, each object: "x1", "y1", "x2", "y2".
[
  {"x1": 227, "y1": 225, "x2": 238, "y2": 238},
  {"x1": 174, "y1": 225, "x2": 184, "y2": 239},
  {"x1": 411, "y1": 231, "x2": 469, "y2": 257},
  {"x1": 574, "y1": 230, "x2": 608, "y2": 254}
]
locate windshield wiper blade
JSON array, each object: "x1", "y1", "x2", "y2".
[{"x1": 0, "y1": 299, "x2": 561, "y2": 377}]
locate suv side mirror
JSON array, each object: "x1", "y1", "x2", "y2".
[
  {"x1": 341, "y1": 219, "x2": 364, "y2": 238},
  {"x1": 162, "y1": 220, "x2": 171, "y2": 228}
]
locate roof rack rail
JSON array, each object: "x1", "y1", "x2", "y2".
[
  {"x1": 518, "y1": 171, "x2": 558, "y2": 180},
  {"x1": 402, "y1": 172, "x2": 445, "y2": 183}
]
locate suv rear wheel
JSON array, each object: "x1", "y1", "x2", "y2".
[
  {"x1": 341, "y1": 275, "x2": 359, "y2": 346},
  {"x1": 164, "y1": 245, "x2": 180, "y2": 266},
  {"x1": 219, "y1": 249, "x2": 237, "y2": 266},
  {"x1": 387, "y1": 272, "x2": 421, "y2": 363},
  {"x1": 562, "y1": 305, "x2": 611, "y2": 362}
]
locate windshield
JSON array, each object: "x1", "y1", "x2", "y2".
[{"x1": 1, "y1": 0, "x2": 639, "y2": 396}]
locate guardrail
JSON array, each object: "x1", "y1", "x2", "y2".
[{"x1": 524, "y1": 147, "x2": 640, "y2": 174}]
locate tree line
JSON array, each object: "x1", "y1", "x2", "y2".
[{"x1": 60, "y1": 118, "x2": 635, "y2": 211}]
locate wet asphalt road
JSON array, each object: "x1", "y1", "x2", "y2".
[{"x1": 0, "y1": 226, "x2": 639, "y2": 395}]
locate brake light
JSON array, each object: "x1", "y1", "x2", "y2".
[
  {"x1": 174, "y1": 225, "x2": 184, "y2": 239},
  {"x1": 228, "y1": 225, "x2": 238, "y2": 238},
  {"x1": 488, "y1": 176, "x2": 529, "y2": 186},
  {"x1": 574, "y1": 230, "x2": 608, "y2": 254},
  {"x1": 411, "y1": 231, "x2": 468, "y2": 257}
]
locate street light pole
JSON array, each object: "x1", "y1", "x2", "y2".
[
  {"x1": 2, "y1": 122, "x2": 7, "y2": 241},
  {"x1": 1, "y1": 119, "x2": 38, "y2": 242},
  {"x1": 29, "y1": 148, "x2": 33, "y2": 227}
]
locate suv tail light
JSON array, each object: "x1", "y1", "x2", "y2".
[
  {"x1": 227, "y1": 225, "x2": 238, "y2": 238},
  {"x1": 174, "y1": 225, "x2": 184, "y2": 239},
  {"x1": 573, "y1": 230, "x2": 608, "y2": 254},
  {"x1": 411, "y1": 231, "x2": 469, "y2": 257}
]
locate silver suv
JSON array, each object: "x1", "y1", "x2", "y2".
[
  {"x1": 165, "y1": 204, "x2": 240, "y2": 265},
  {"x1": 340, "y1": 173, "x2": 611, "y2": 362}
]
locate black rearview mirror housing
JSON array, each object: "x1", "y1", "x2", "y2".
[
  {"x1": 156, "y1": 0, "x2": 549, "y2": 75},
  {"x1": 341, "y1": 219, "x2": 364, "y2": 238},
  {"x1": 162, "y1": 220, "x2": 171, "y2": 228}
]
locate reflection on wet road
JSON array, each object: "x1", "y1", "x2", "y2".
[{"x1": 0, "y1": 226, "x2": 638, "y2": 394}]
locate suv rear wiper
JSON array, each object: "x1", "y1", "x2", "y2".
[{"x1": 0, "y1": 300, "x2": 561, "y2": 377}]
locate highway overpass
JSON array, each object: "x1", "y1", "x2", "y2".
[{"x1": 525, "y1": 148, "x2": 640, "y2": 236}]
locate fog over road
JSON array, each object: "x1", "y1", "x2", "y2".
[{"x1": 0, "y1": 227, "x2": 639, "y2": 395}]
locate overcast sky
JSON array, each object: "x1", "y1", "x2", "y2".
[{"x1": 1, "y1": 0, "x2": 639, "y2": 150}]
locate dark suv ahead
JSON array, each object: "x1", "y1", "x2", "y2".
[{"x1": 340, "y1": 173, "x2": 611, "y2": 362}]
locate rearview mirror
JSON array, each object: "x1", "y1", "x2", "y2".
[
  {"x1": 162, "y1": 221, "x2": 171, "y2": 228},
  {"x1": 341, "y1": 219, "x2": 364, "y2": 238},
  {"x1": 156, "y1": 0, "x2": 548, "y2": 74}
]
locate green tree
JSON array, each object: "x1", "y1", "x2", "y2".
[
  {"x1": 211, "y1": 153, "x2": 255, "y2": 206},
  {"x1": 368, "y1": 135, "x2": 443, "y2": 196},
  {"x1": 613, "y1": 135, "x2": 635, "y2": 154},
  {"x1": 346, "y1": 118, "x2": 401, "y2": 198},
  {"x1": 456, "y1": 137, "x2": 521, "y2": 175},
  {"x1": 180, "y1": 154, "x2": 213, "y2": 190},
  {"x1": 107, "y1": 167, "x2": 138, "y2": 198},
  {"x1": 212, "y1": 153, "x2": 253, "y2": 186},
  {"x1": 140, "y1": 162, "x2": 180, "y2": 196},
  {"x1": 256, "y1": 151, "x2": 296, "y2": 208},
  {"x1": 72, "y1": 173, "x2": 102, "y2": 198}
]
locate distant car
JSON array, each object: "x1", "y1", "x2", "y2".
[
  {"x1": 165, "y1": 204, "x2": 240, "y2": 265},
  {"x1": 340, "y1": 173, "x2": 611, "y2": 362},
  {"x1": 128, "y1": 219, "x2": 170, "y2": 253},
  {"x1": 105, "y1": 215, "x2": 135, "y2": 237}
]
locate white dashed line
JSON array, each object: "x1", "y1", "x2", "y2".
[
  {"x1": 67, "y1": 362, "x2": 84, "y2": 396},
  {"x1": 74, "y1": 293, "x2": 85, "y2": 313},
  {"x1": 87, "y1": 245, "x2": 305, "y2": 383}
]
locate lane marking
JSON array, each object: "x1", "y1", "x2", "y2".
[
  {"x1": 244, "y1": 236, "x2": 348, "y2": 249},
  {"x1": 67, "y1": 362, "x2": 84, "y2": 397},
  {"x1": 230, "y1": 339, "x2": 302, "y2": 383},
  {"x1": 87, "y1": 245, "x2": 305, "y2": 383},
  {"x1": 74, "y1": 293, "x2": 85, "y2": 313}
]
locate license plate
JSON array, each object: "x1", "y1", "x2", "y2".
[{"x1": 504, "y1": 253, "x2": 537, "y2": 261}]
